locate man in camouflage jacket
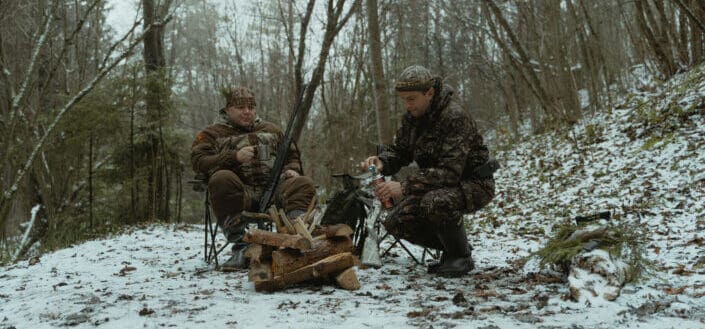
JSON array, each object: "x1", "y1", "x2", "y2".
[
  {"x1": 192, "y1": 86, "x2": 315, "y2": 269},
  {"x1": 361, "y1": 65, "x2": 495, "y2": 277}
]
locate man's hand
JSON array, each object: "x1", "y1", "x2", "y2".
[
  {"x1": 375, "y1": 181, "x2": 402, "y2": 200},
  {"x1": 360, "y1": 156, "x2": 384, "y2": 172},
  {"x1": 283, "y1": 169, "x2": 299, "y2": 178},
  {"x1": 236, "y1": 146, "x2": 256, "y2": 163}
]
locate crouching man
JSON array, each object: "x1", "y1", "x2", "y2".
[{"x1": 361, "y1": 65, "x2": 495, "y2": 277}]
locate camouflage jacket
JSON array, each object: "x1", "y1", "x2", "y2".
[
  {"x1": 191, "y1": 114, "x2": 302, "y2": 187},
  {"x1": 379, "y1": 86, "x2": 490, "y2": 196}
]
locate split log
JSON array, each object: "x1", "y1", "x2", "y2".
[
  {"x1": 243, "y1": 229, "x2": 312, "y2": 250},
  {"x1": 302, "y1": 195, "x2": 317, "y2": 227},
  {"x1": 271, "y1": 237, "x2": 353, "y2": 275},
  {"x1": 244, "y1": 244, "x2": 274, "y2": 264},
  {"x1": 334, "y1": 267, "x2": 360, "y2": 290},
  {"x1": 248, "y1": 261, "x2": 273, "y2": 282},
  {"x1": 292, "y1": 218, "x2": 314, "y2": 242},
  {"x1": 268, "y1": 206, "x2": 289, "y2": 234},
  {"x1": 255, "y1": 252, "x2": 356, "y2": 292},
  {"x1": 311, "y1": 224, "x2": 353, "y2": 238},
  {"x1": 278, "y1": 209, "x2": 296, "y2": 233}
]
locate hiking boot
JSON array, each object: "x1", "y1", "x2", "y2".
[
  {"x1": 435, "y1": 223, "x2": 474, "y2": 277},
  {"x1": 220, "y1": 242, "x2": 249, "y2": 270}
]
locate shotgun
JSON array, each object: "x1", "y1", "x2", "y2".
[{"x1": 258, "y1": 84, "x2": 307, "y2": 213}]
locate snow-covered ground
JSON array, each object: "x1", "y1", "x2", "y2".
[{"x1": 2, "y1": 67, "x2": 705, "y2": 328}]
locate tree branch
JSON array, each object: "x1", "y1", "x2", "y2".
[
  {"x1": 1, "y1": 14, "x2": 173, "y2": 212},
  {"x1": 673, "y1": 0, "x2": 705, "y2": 34},
  {"x1": 9, "y1": 1, "x2": 55, "y2": 123}
]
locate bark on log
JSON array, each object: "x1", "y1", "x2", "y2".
[
  {"x1": 334, "y1": 267, "x2": 360, "y2": 290},
  {"x1": 271, "y1": 237, "x2": 353, "y2": 275},
  {"x1": 311, "y1": 224, "x2": 353, "y2": 238},
  {"x1": 255, "y1": 252, "x2": 356, "y2": 292},
  {"x1": 243, "y1": 229, "x2": 312, "y2": 250}
]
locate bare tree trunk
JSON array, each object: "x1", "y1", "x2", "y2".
[
  {"x1": 635, "y1": 0, "x2": 676, "y2": 77},
  {"x1": 690, "y1": 0, "x2": 704, "y2": 63},
  {"x1": 0, "y1": 17, "x2": 161, "y2": 233},
  {"x1": 291, "y1": 0, "x2": 361, "y2": 144},
  {"x1": 567, "y1": 0, "x2": 598, "y2": 113},
  {"x1": 142, "y1": 0, "x2": 172, "y2": 221},
  {"x1": 365, "y1": 0, "x2": 392, "y2": 145},
  {"x1": 483, "y1": 0, "x2": 561, "y2": 126}
]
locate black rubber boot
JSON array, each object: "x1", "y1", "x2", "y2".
[
  {"x1": 220, "y1": 213, "x2": 249, "y2": 270},
  {"x1": 435, "y1": 223, "x2": 474, "y2": 277},
  {"x1": 427, "y1": 253, "x2": 447, "y2": 274},
  {"x1": 220, "y1": 242, "x2": 249, "y2": 270}
]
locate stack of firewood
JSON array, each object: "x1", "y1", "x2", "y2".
[{"x1": 241, "y1": 205, "x2": 361, "y2": 292}]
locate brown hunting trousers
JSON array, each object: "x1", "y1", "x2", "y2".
[{"x1": 207, "y1": 169, "x2": 315, "y2": 241}]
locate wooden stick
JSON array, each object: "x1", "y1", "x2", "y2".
[
  {"x1": 243, "y1": 229, "x2": 312, "y2": 250},
  {"x1": 278, "y1": 209, "x2": 296, "y2": 233},
  {"x1": 268, "y1": 206, "x2": 289, "y2": 234},
  {"x1": 292, "y1": 218, "x2": 314, "y2": 242},
  {"x1": 302, "y1": 195, "x2": 317, "y2": 226}
]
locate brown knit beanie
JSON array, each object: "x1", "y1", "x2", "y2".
[
  {"x1": 224, "y1": 86, "x2": 257, "y2": 108},
  {"x1": 394, "y1": 65, "x2": 435, "y2": 92}
]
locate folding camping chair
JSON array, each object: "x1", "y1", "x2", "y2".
[
  {"x1": 189, "y1": 173, "x2": 275, "y2": 268},
  {"x1": 372, "y1": 208, "x2": 439, "y2": 266},
  {"x1": 321, "y1": 171, "x2": 438, "y2": 266},
  {"x1": 188, "y1": 173, "x2": 229, "y2": 267},
  {"x1": 369, "y1": 144, "x2": 439, "y2": 265}
]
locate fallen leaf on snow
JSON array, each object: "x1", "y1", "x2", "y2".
[
  {"x1": 672, "y1": 266, "x2": 694, "y2": 276},
  {"x1": 118, "y1": 266, "x2": 137, "y2": 276},
  {"x1": 664, "y1": 286, "x2": 688, "y2": 295},
  {"x1": 684, "y1": 236, "x2": 704, "y2": 246},
  {"x1": 474, "y1": 289, "x2": 499, "y2": 298},
  {"x1": 138, "y1": 307, "x2": 154, "y2": 316}
]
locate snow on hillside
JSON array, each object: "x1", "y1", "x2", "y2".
[{"x1": 2, "y1": 67, "x2": 705, "y2": 329}]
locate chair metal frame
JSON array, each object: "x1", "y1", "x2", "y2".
[
  {"x1": 373, "y1": 212, "x2": 439, "y2": 266},
  {"x1": 189, "y1": 175, "x2": 229, "y2": 267}
]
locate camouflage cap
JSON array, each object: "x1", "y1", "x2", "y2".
[
  {"x1": 224, "y1": 86, "x2": 257, "y2": 108},
  {"x1": 395, "y1": 65, "x2": 435, "y2": 92}
]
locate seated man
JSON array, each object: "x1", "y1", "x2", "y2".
[
  {"x1": 361, "y1": 65, "x2": 495, "y2": 277},
  {"x1": 191, "y1": 86, "x2": 315, "y2": 269}
]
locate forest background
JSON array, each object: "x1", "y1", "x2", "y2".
[{"x1": 1, "y1": 0, "x2": 704, "y2": 262}]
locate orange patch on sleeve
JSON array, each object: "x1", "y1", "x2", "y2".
[{"x1": 192, "y1": 132, "x2": 206, "y2": 147}]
